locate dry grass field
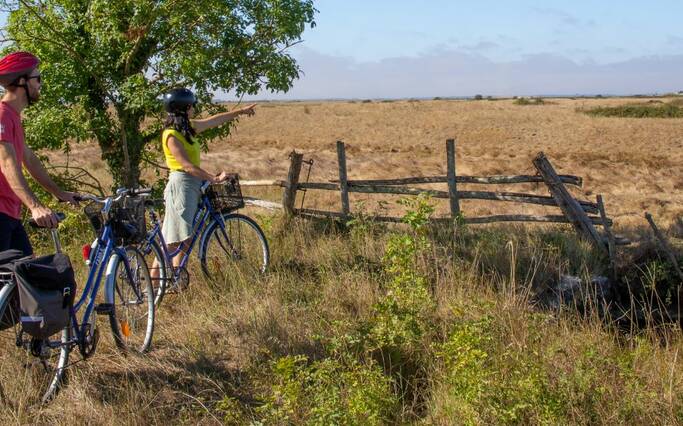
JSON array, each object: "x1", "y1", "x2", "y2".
[
  {"x1": 5, "y1": 97, "x2": 678, "y2": 425},
  {"x1": 49, "y1": 97, "x2": 683, "y2": 228}
]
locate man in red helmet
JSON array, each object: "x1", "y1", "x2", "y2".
[{"x1": 0, "y1": 51, "x2": 79, "y2": 255}]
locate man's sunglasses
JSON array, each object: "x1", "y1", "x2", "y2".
[{"x1": 26, "y1": 75, "x2": 41, "y2": 83}]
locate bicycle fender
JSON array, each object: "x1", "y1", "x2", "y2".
[
  {"x1": 103, "y1": 252, "x2": 121, "y2": 305},
  {"x1": 198, "y1": 216, "x2": 222, "y2": 258},
  {"x1": 0, "y1": 279, "x2": 16, "y2": 312}
]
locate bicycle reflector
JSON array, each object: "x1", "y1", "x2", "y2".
[
  {"x1": 121, "y1": 320, "x2": 131, "y2": 337},
  {"x1": 82, "y1": 244, "x2": 91, "y2": 262}
]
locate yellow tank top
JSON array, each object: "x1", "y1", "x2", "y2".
[{"x1": 162, "y1": 129, "x2": 200, "y2": 171}]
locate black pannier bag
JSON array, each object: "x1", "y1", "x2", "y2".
[
  {"x1": 0, "y1": 249, "x2": 26, "y2": 331},
  {"x1": 13, "y1": 253, "x2": 77, "y2": 339}
]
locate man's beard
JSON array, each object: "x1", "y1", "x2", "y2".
[{"x1": 28, "y1": 89, "x2": 40, "y2": 103}]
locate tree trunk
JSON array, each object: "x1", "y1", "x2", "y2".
[{"x1": 100, "y1": 109, "x2": 144, "y2": 189}]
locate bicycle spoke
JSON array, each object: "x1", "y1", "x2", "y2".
[
  {"x1": 201, "y1": 214, "x2": 269, "y2": 281},
  {"x1": 109, "y1": 248, "x2": 154, "y2": 353}
]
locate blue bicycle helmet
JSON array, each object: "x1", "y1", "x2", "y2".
[{"x1": 163, "y1": 88, "x2": 197, "y2": 113}]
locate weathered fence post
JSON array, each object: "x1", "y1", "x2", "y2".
[
  {"x1": 645, "y1": 212, "x2": 683, "y2": 283},
  {"x1": 597, "y1": 195, "x2": 617, "y2": 282},
  {"x1": 533, "y1": 152, "x2": 605, "y2": 250},
  {"x1": 337, "y1": 141, "x2": 351, "y2": 219},
  {"x1": 282, "y1": 150, "x2": 304, "y2": 216},
  {"x1": 446, "y1": 138, "x2": 461, "y2": 217}
]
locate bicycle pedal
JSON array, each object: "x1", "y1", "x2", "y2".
[{"x1": 94, "y1": 303, "x2": 114, "y2": 315}]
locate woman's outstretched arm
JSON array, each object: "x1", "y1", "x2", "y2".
[{"x1": 192, "y1": 104, "x2": 256, "y2": 134}]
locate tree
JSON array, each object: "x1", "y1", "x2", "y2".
[{"x1": 0, "y1": 0, "x2": 316, "y2": 186}]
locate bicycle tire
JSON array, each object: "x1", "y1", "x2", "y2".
[
  {"x1": 0, "y1": 284, "x2": 70, "y2": 405},
  {"x1": 199, "y1": 213, "x2": 270, "y2": 282},
  {"x1": 141, "y1": 237, "x2": 168, "y2": 307},
  {"x1": 106, "y1": 247, "x2": 155, "y2": 353}
]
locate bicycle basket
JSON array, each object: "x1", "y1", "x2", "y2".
[
  {"x1": 83, "y1": 196, "x2": 147, "y2": 245},
  {"x1": 110, "y1": 196, "x2": 147, "y2": 245},
  {"x1": 84, "y1": 201, "x2": 104, "y2": 237},
  {"x1": 207, "y1": 174, "x2": 245, "y2": 213}
]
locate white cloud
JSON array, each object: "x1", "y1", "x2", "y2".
[
  {"x1": 666, "y1": 35, "x2": 683, "y2": 46},
  {"x1": 460, "y1": 40, "x2": 501, "y2": 51},
  {"x1": 532, "y1": 7, "x2": 595, "y2": 28},
  {"x1": 226, "y1": 47, "x2": 683, "y2": 100}
]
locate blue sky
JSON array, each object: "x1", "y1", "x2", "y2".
[
  {"x1": 305, "y1": 1, "x2": 683, "y2": 64},
  {"x1": 2, "y1": 2, "x2": 682, "y2": 99},
  {"x1": 240, "y1": 0, "x2": 683, "y2": 99}
]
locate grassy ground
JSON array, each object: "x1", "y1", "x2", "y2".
[
  {"x1": 3, "y1": 97, "x2": 682, "y2": 423},
  {"x1": 2, "y1": 197, "x2": 682, "y2": 424}
]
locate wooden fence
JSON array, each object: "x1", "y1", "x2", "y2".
[{"x1": 242, "y1": 139, "x2": 621, "y2": 255}]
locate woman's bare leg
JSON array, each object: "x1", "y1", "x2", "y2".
[
  {"x1": 169, "y1": 239, "x2": 191, "y2": 269},
  {"x1": 150, "y1": 257, "x2": 162, "y2": 280}
]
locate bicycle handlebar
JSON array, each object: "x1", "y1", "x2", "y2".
[
  {"x1": 74, "y1": 187, "x2": 152, "y2": 204},
  {"x1": 28, "y1": 212, "x2": 66, "y2": 228}
]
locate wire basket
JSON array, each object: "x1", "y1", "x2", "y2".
[
  {"x1": 83, "y1": 196, "x2": 147, "y2": 245},
  {"x1": 84, "y1": 201, "x2": 104, "y2": 236},
  {"x1": 207, "y1": 174, "x2": 244, "y2": 213}
]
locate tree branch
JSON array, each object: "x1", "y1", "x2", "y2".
[{"x1": 16, "y1": 0, "x2": 117, "y2": 104}]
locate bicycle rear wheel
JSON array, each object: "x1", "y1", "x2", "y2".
[
  {"x1": 0, "y1": 285, "x2": 70, "y2": 405},
  {"x1": 140, "y1": 237, "x2": 168, "y2": 307},
  {"x1": 199, "y1": 213, "x2": 269, "y2": 282},
  {"x1": 107, "y1": 248, "x2": 154, "y2": 353}
]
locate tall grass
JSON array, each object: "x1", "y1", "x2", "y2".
[{"x1": 2, "y1": 199, "x2": 682, "y2": 424}]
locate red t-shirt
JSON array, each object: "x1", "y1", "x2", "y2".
[{"x1": 0, "y1": 101, "x2": 25, "y2": 219}]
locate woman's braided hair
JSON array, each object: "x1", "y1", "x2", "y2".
[
  {"x1": 163, "y1": 87, "x2": 198, "y2": 144},
  {"x1": 164, "y1": 111, "x2": 196, "y2": 144}
]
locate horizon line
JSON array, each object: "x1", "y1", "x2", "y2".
[{"x1": 215, "y1": 92, "x2": 683, "y2": 103}]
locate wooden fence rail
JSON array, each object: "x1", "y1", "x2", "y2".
[
  {"x1": 296, "y1": 183, "x2": 599, "y2": 214},
  {"x1": 240, "y1": 138, "x2": 617, "y2": 251},
  {"x1": 331, "y1": 174, "x2": 583, "y2": 187}
]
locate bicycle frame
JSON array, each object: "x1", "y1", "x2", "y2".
[
  {"x1": 71, "y1": 221, "x2": 141, "y2": 350},
  {"x1": 144, "y1": 190, "x2": 227, "y2": 276},
  {"x1": 0, "y1": 215, "x2": 139, "y2": 354}
]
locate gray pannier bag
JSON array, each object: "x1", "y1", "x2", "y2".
[{"x1": 13, "y1": 253, "x2": 77, "y2": 339}]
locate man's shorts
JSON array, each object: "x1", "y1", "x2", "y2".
[{"x1": 0, "y1": 212, "x2": 33, "y2": 256}]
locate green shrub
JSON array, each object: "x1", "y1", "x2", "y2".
[
  {"x1": 366, "y1": 195, "x2": 436, "y2": 349},
  {"x1": 315, "y1": 195, "x2": 438, "y2": 419},
  {"x1": 257, "y1": 355, "x2": 397, "y2": 425},
  {"x1": 432, "y1": 309, "x2": 565, "y2": 425},
  {"x1": 514, "y1": 97, "x2": 546, "y2": 106},
  {"x1": 582, "y1": 103, "x2": 683, "y2": 118}
]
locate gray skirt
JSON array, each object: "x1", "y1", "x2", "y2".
[{"x1": 162, "y1": 171, "x2": 203, "y2": 244}]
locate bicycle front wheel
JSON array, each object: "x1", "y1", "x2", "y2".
[
  {"x1": 199, "y1": 213, "x2": 270, "y2": 282},
  {"x1": 106, "y1": 248, "x2": 155, "y2": 353},
  {"x1": 0, "y1": 284, "x2": 70, "y2": 405}
]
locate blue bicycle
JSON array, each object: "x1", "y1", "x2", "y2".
[
  {"x1": 140, "y1": 177, "x2": 270, "y2": 306},
  {"x1": 0, "y1": 188, "x2": 155, "y2": 404}
]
